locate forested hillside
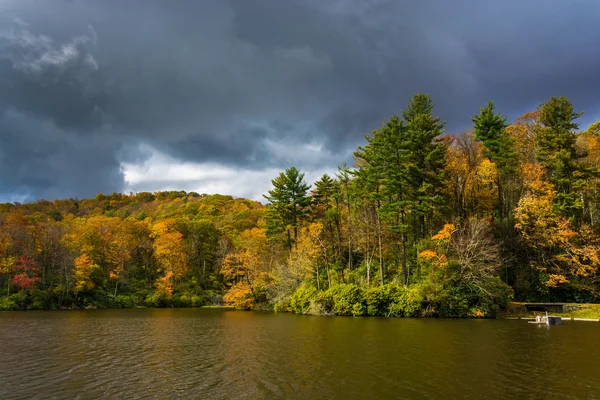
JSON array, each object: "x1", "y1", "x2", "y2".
[{"x1": 2, "y1": 94, "x2": 599, "y2": 317}]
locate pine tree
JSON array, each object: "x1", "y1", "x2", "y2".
[
  {"x1": 535, "y1": 96, "x2": 585, "y2": 221},
  {"x1": 355, "y1": 115, "x2": 409, "y2": 284},
  {"x1": 263, "y1": 167, "x2": 311, "y2": 249},
  {"x1": 402, "y1": 93, "x2": 448, "y2": 241},
  {"x1": 472, "y1": 101, "x2": 517, "y2": 226},
  {"x1": 312, "y1": 174, "x2": 342, "y2": 266},
  {"x1": 472, "y1": 101, "x2": 517, "y2": 173},
  {"x1": 336, "y1": 163, "x2": 356, "y2": 271},
  {"x1": 312, "y1": 174, "x2": 336, "y2": 214}
]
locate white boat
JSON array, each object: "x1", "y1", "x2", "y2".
[{"x1": 528, "y1": 311, "x2": 563, "y2": 325}]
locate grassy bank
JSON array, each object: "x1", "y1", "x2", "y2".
[{"x1": 500, "y1": 302, "x2": 600, "y2": 319}]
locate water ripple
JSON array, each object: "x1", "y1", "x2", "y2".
[{"x1": 1, "y1": 310, "x2": 599, "y2": 399}]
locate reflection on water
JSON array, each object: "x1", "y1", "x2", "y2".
[{"x1": 1, "y1": 309, "x2": 599, "y2": 399}]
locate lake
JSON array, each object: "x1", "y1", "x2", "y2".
[{"x1": 1, "y1": 309, "x2": 599, "y2": 399}]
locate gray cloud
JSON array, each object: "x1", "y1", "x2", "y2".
[{"x1": 0, "y1": 0, "x2": 599, "y2": 201}]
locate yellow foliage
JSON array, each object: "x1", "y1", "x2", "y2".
[
  {"x1": 152, "y1": 219, "x2": 189, "y2": 280},
  {"x1": 155, "y1": 271, "x2": 173, "y2": 298},
  {"x1": 289, "y1": 223, "x2": 324, "y2": 280},
  {"x1": 73, "y1": 254, "x2": 100, "y2": 294},
  {"x1": 221, "y1": 227, "x2": 271, "y2": 308},
  {"x1": 445, "y1": 133, "x2": 496, "y2": 217},
  {"x1": 516, "y1": 176, "x2": 600, "y2": 288},
  {"x1": 467, "y1": 309, "x2": 485, "y2": 318},
  {"x1": 506, "y1": 110, "x2": 540, "y2": 165},
  {"x1": 432, "y1": 224, "x2": 454, "y2": 243},
  {"x1": 476, "y1": 159, "x2": 498, "y2": 185},
  {"x1": 546, "y1": 274, "x2": 568, "y2": 288},
  {"x1": 62, "y1": 215, "x2": 139, "y2": 286},
  {"x1": 418, "y1": 249, "x2": 448, "y2": 270},
  {"x1": 0, "y1": 256, "x2": 15, "y2": 274},
  {"x1": 519, "y1": 163, "x2": 554, "y2": 197}
]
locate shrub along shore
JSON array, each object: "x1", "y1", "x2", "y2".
[{"x1": 2, "y1": 281, "x2": 509, "y2": 318}]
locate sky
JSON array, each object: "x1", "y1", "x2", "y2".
[{"x1": 0, "y1": 0, "x2": 599, "y2": 203}]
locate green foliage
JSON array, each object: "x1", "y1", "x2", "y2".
[
  {"x1": 353, "y1": 94, "x2": 447, "y2": 285},
  {"x1": 286, "y1": 282, "x2": 505, "y2": 318},
  {"x1": 145, "y1": 292, "x2": 170, "y2": 308},
  {"x1": 29, "y1": 290, "x2": 52, "y2": 310},
  {"x1": 388, "y1": 287, "x2": 423, "y2": 317},
  {"x1": 263, "y1": 166, "x2": 311, "y2": 249},
  {"x1": 0, "y1": 297, "x2": 19, "y2": 310},
  {"x1": 288, "y1": 285, "x2": 319, "y2": 314},
  {"x1": 536, "y1": 96, "x2": 585, "y2": 220},
  {"x1": 406, "y1": 275, "x2": 513, "y2": 318},
  {"x1": 191, "y1": 292, "x2": 211, "y2": 307},
  {"x1": 365, "y1": 284, "x2": 404, "y2": 316},
  {"x1": 402, "y1": 93, "x2": 448, "y2": 224},
  {"x1": 328, "y1": 284, "x2": 366, "y2": 316},
  {"x1": 173, "y1": 294, "x2": 190, "y2": 307},
  {"x1": 109, "y1": 295, "x2": 135, "y2": 308},
  {"x1": 472, "y1": 101, "x2": 517, "y2": 173}
]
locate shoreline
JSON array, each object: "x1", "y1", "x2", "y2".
[
  {"x1": 4, "y1": 302, "x2": 600, "y2": 321},
  {"x1": 499, "y1": 302, "x2": 600, "y2": 321}
]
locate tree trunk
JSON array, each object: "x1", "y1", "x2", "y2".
[
  {"x1": 401, "y1": 212, "x2": 408, "y2": 286},
  {"x1": 321, "y1": 244, "x2": 331, "y2": 289},
  {"x1": 377, "y1": 213, "x2": 384, "y2": 286},
  {"x1": 401, "y1": 231, "x2": 407, "y2": 285},
  {"x1": 497, "y1": 176, "x2": 504, "y2": 233},
  {"x1": 347, "y1": 194, "x2": 352, "y2": 270},
  {"x1": 366, "y1": 256, "x2": 371, "y2": 286},
  {"x1": 335, "y1": 220, "x2": 343, "y2": 261},
  {"x1": 316, "y1": 264, "x2": 320, "y2": 290}
]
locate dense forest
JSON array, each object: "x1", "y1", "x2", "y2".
[{"x1": 1, "y1": 94, "x2": 599, "y2": 317}]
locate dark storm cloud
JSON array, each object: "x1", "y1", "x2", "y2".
[
  {"x1": 0, "y1": 110, "x2": 123, "y2": 201},
  {"x1": 0, "y1": 0, "x2": 599, "y2": 201}
]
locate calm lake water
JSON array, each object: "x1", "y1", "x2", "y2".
[{"x1": 1, "y1": 309, "x2": 599, "y2": 399}]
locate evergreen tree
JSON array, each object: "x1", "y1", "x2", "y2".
[
  {"x1": 263, "y1": 167, "x2": 311, "y2": 249},
  {"x1": 312, "y1": 174, "x2": 336, "y2": 214},
  {"x1": 472, "y1": 101, "x2": 517, "y2": 173},
  {"x1": 336, "y1": 163, "x2": 356, "y2": 271},
  {"x1": 312, "y1": 174, "x2": 342, "y2": 265},
  {"x1": 472, "y1": 101, "x2": 518, "y2": 226},
  {"x1": 402, "y1": 93, "x2": 448, "y2": 241},
  {"x1": 355, "y1": 115, "x2": 409, "y2": 284},
  {"x1": 536, "y1": 96, "x2": 585, "y2": 221}
]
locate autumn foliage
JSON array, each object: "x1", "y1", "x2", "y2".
[{"x1": 1, "y1": 95, "x2": 600, "y2": 313}]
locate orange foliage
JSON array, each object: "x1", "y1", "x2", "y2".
[
  {"x1": 445, "y1": 133, "x2": 496, "y2": 217},
  {"x1": 155, "y1": 271, "x2": 174, "y2": 298},
  {"x1": 515, "y1": 164, "x2": 600, "y2": 289},
  {"x1": 223, "y1": 281, "x2": 254, "y2": 309},
  {"x1": 431, "y1": 224, "x2": 455, "y2": 243}
]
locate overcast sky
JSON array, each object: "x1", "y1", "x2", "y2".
[{"x1": 1, "y1": 0, "x2": 599, "y2": 203}]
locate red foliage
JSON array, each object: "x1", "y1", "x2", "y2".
[{"x1": 11, "y1": 256, "x2": 40, "y2": 291}]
